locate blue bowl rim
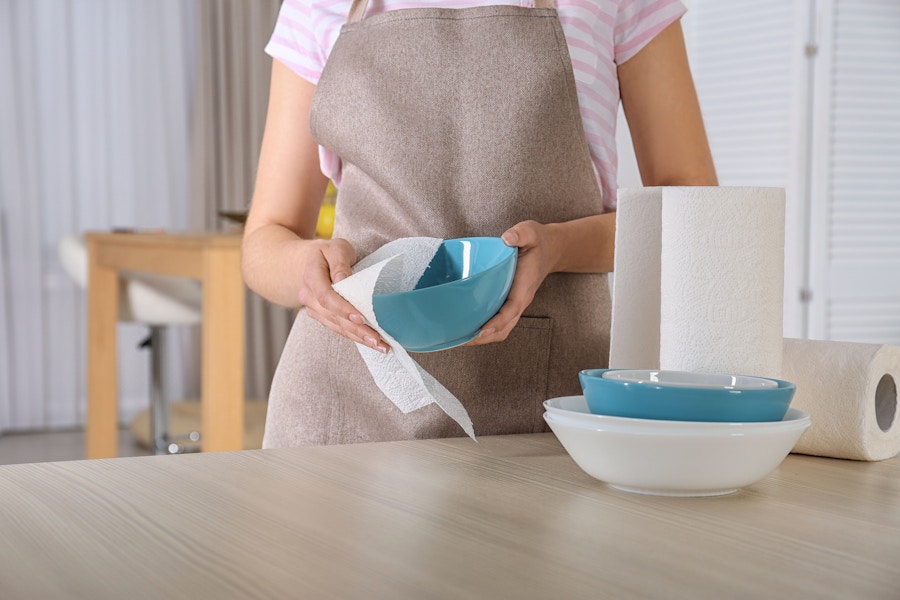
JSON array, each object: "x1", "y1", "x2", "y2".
[
  {"x1": 579, "y1": 368, "x2": 796, "y2": 393},
  {"x1": 372, "y1": 237, "x2": 516, "y2": 299}
]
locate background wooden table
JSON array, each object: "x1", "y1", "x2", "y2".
[
  {"x1": 1, "y1": 433, "x2": 898, "y2": 598},
  {"x1": 85, "y1": 231, "x2": 245, "y2": 458}
]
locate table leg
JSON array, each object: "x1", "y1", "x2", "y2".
[
  {"x1": 86, "y1": 241, "x2": 120, "y2": 459},
  {"x1": 200, "y1": 245, "x2": 245, "y2": 451}
]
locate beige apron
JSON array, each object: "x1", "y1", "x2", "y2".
[{"x1": 263, "y1": 0, "x2": 611, "y2": 447}]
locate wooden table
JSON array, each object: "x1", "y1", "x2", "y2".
[
  {"x1": 85, "y1": 231, "x2": 245, "y2": 458},
  {"x1": 1, "y1": 433, "x2": 898, "y2": 598}
]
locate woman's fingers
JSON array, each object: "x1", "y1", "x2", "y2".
[
  {"x1": 322, "y1": 239, "x2": 354, "y2": 284},
  {"x1": 470, "y1": 264, "x2": 538, "y2": 344},
  {"x1": 467, "y1": 221, "x2": 551, "y2": 346}
]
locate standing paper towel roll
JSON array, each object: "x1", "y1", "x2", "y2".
[
  {"x1": 659, "y1": 187, "x2": 785, "y2": 378},
  {"x1": 609, "y1": 187, "x2": 663, "y2": 370},
  {"x1": 610, "y1": 187, "x2": 785, "y2": 380},
  {"x1": 783, "y1": 338, "x2": 900, "y2": 461},
  {"x1": 609, "y1": 187, "x2": 663, "y2": 369}
]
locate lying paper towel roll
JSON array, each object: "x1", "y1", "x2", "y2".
[
  {"x1": 610, "y1": 187, "x2": 785, "y2": 379},
  {"x1": 783, "y1": 338, "x2": 900, "y2": 461}
]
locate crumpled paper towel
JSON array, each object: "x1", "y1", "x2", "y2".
[
  {"x1": 332, "y1": 237, "x2": 475, "y2": 439},
  {"x1": 609, "y1": 186, "x2": 785, "y2": 379}
]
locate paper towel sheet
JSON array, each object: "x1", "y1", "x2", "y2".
[
  {"x1": 783, "y1": 338, "x2": 900, "y2": 461},
  {"x1": 610, "y1": 187, "x2": 785, "y2": 379},
  {"x1": 609, "y1": 187, "x2": 663, "y2": 370},
  {"x1": 332, "y1": 237, "x2": 476, "y2": 439}
]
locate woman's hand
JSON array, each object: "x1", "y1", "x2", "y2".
[
  {"x1": 298, "y1": 238, "x2": 390, "y2": 354},
  {"x1": 466, "y1": 220, "x2": 558, "y2": 345},
  {"x1": 465, "y1": 212, "x2": 616, "y2": 346}
]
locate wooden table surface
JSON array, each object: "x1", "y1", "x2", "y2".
[
  {"x1": 1, "y1": 433, "x2": 898, "y2": 599},
  {"x1": 85, "y1": 231, "x2": 245, "y2": 458}
]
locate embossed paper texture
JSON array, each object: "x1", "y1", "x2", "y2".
[{"x1": 610, "y1": 187, "x2": 785, "y2": 379}]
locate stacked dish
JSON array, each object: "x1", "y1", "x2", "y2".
[{"x1": 544, "y1": 369, "x2": 811, "y2": 496}]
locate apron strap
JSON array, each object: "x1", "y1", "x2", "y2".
[{"x1": 348, "y1": 0, "x2": 556, "y2": 24}]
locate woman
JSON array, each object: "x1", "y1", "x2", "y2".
[{"x1": 242, "y1": 0, "x2": 717, "y2": 447}]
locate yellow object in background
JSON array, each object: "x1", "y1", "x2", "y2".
[
  {"x1": 316, "y1": 204, "x2": 335, "y2": 239},
  {"x1": 316, "y1": 181, "x2": 337, "y2": 238}
]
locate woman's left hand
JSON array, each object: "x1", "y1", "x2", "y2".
[{"x1": 465, "y1": 220, "x2": 558, "y2": 346}]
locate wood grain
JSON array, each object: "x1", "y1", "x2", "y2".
[
  {"x1": 1, "y1": 434, "x2": 898, "y2": 598},
  {"x1": 86, "y1": 235, "x2": 121, "y2": 459},
  {"x1": 200, "y1": 241, "x2": 245, "y2": 452}
]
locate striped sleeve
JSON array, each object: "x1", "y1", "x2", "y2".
[
  {"x1": 614, "y1": 0, "x2": 686, "y2": 65},
  {"x1": 265, "y1": 0, "x2": 326, "y2": 84}
]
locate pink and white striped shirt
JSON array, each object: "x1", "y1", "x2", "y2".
[{"x1": 266, "y1": 0, "x2": 685, "y2": 210}]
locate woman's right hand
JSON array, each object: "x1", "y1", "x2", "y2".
[{"x1": 297, "y1": 238, "x2": 390, "y2": 354}]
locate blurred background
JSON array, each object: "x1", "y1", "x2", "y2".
[
  {"x1": 0, "y1": 0, "x2": 289, "y2": 448},
  {"x1": 1, "y1": 0, "x2": 898, "y2": 451}
]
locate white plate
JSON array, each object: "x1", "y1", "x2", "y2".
[
  {"x1": 544, "y1": 408, "x2": 810, "y2": 497},
  {"x1": 543, "y1": 395, "x2": 801, "y2": 431},
  {"x1": 601, "y1": 369, "x2": 777, "y2": 390}
]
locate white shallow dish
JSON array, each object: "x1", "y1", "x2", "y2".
[
  {"x1": 543, "y1": 396, "x2": 811, "y2": 497},
  {"x1": 601, "y1": 369, "x2": 777, "y2": 390},
  {"x1": 543, "y1": 395, "x2": 794, "y2": 430}
]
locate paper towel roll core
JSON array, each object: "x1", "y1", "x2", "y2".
[
  {"x1": 783, "y1": 339, "x2": 900, "y2": 461},
  {"x1": 875, "y1": 374, "x2": 897, "y2": 433}
]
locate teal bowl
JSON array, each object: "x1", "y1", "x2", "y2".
[
  {"x1": 372, "y1": 237, "x2": 516, "y2": 352},
  {"x1": 578, "y1": 368, "x2": 795, "y2": 422}
]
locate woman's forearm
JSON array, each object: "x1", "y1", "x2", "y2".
[
  {"x1": 241, "y1": 224, "x2": 313, "y2": 308},
  {"x1": 242, "y1": 60, "x2": 335, "y2": 309},
  {"x1": 545, "y1": 212, "x2": 616, "y2": 274}
]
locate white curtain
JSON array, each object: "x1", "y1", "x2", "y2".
[{"x1": 0, "y1": 0, "x2": 198, "y2": 433}]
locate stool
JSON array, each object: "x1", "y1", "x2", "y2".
[{"x1": 58, "y1": 233, "x2": 203, "y2": 454}]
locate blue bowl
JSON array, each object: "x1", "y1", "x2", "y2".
[
  {"x1": 578, "y1": 368, "x2": 795, "y2": 423},
  {"x1": 373, "y1": 237, "x2": 516, "y2": 352}
]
